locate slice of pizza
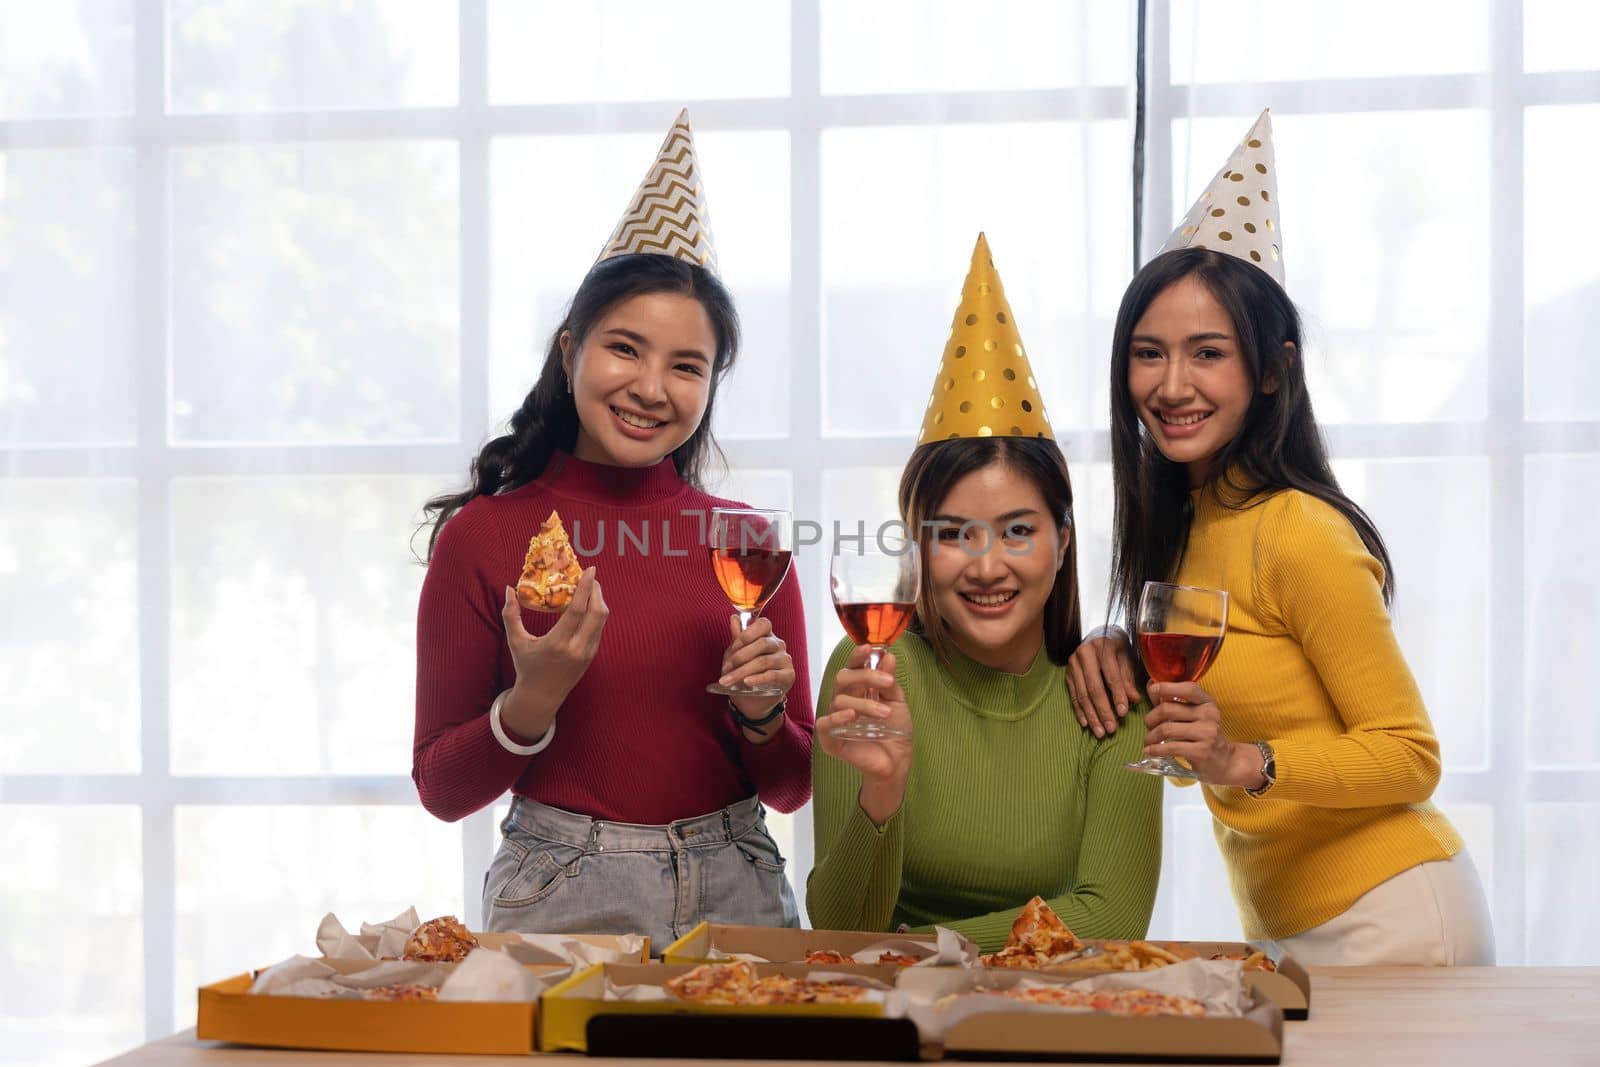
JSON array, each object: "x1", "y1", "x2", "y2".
[
  {"x1": 1010, "y1": 896, "x2": 1083, "y2": 956},
  {"x1": 515, "y1": 510, "x2": 585, "y2": 612},
  {"x1": 664, "y1": 961, "x2": 757, "y2": 1004},
  {"x1": 801, "y1": 949, "x2": 854, "y2": 965},
  {"x1": 402, "y1": 915, "x2": 479, "y2": 963}
]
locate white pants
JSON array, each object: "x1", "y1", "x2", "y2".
[{"x1": 1270, "y1": 850, "x2": 1495, "y2": 966}]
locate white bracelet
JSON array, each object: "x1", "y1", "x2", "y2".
[{"x1": 489, "y1": 689, "x2": 555, "y2": 756}]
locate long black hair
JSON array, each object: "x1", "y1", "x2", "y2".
[
  {"x1": 898, "y1": 436, "x2": 1082, "y2": 665},
  {"x1": 1108, "y1": 247, "x2": 1394, "y2": 624},
  {"x1": 420, "y1": 254, "x2": 740, "y2": 560}
]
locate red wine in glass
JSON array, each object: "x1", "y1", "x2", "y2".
[
  {"x1": 835, "y1": 601, "x2": 916, "y2": 651},
  {"x1": 706, "y1": 508, "x2": 793, "y2": 697},
  {"x1": 1125, "y1": 581, "x2": 1229, "y2": 777}
]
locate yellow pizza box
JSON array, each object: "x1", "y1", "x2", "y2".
[
  {"x1": 897, "y1": 967, "x2": 1285, "y2": 1064},
  {"x1": 664, "y1": 921, "x2": 941, "y2": 965},
  {"x1": 538, "y1": 962, "x2": 917, "y2": 1057},
  {"x1": 197, "y1": 963, "x2": 562, "y2": 1055},
  {"x1": 1044, "y1": 939, "x2": 1312, "y2": 1020}
]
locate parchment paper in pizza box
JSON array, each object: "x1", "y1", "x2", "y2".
[
  {"x1": 315, "y1": 907, "x2": 421, "y2": 960},
  {"x1": 503, "y1": 932, "x2": 647, "y2": 967},
  {"x1": 248, "y1": 949, "x2": 552, "y2": 1003},
  {"x1": 891, "y1": 958, "x2": 1261, "y2": 1044}
]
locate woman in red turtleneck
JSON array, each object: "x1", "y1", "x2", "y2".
[{"x1": 414, "y1": 254, "x2": 812, "y2": 946}]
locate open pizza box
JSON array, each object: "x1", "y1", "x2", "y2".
[
  {"x1": 665, "y1": 923, "x2": 1309, "y2": 1020},
  {"x1": 1052, "y1": 939, "x2": 1311, "y2": 1020},
  {"x1": 896, "y1": 966, "x2": 1284, "y2": 1063},
  {"x1": 539, "y1": 962, "x2": 920, "y2": 1059},
  {"x1": 197, "y1": 958, "x2": 567, "y2": 1055},
  {"x1": 663, "y1": 921, "x2": 967, "y2": 969},
  {"x1": 197, "y1": 931, "x2": 650, "y2": 1054}
]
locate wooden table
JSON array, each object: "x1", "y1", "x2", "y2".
[{"x1": 94, "y1": 967, "x2": 1600, "y2": 1066}]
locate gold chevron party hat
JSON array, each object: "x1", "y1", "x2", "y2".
[
  {"x1": 917, "y1": 234, "x2": 1054, "y2": 445},
  {"x1": 596, "y1": 108, "x2": 719, "y2": 274},
  {"x1": 1161, "y1": 109, "x2": 1283, "y2": 285}
]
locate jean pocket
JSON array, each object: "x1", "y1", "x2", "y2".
[
  {"x1": 492, "y1": 838, "x2": 583, "y2": 908},
  {"x1": 732, "y1": 828, "x2": 787, "y2": 874}
]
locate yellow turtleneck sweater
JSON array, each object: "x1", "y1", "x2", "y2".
[{"x1": 1178, "y1": 485, "x2": 1462, "y2": 940}]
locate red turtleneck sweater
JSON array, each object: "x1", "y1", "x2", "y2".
[{"x1": 412, "y1": 453, "x2": 814, "y2": 824}]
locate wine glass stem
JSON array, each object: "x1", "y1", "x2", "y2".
[
  {"x1": 736, "y1": 609, "x2": 755, "y2": 632},
  {"x1": 864, "y1": 645, "x2": 885, "y2": 702}
]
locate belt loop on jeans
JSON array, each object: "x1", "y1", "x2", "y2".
[
  {"x1": 721, "y1": 809, "x2": 733, "y2": 841},
  {"x1": 589, "y1": 821, "x2": 604, "y2": 852}
]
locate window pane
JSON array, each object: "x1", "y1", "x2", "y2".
[
  {"x1": 1171, "y1": 0, "x2": 1488, "y2": 83},
  {"x1": 170, "y1": 476, "x2": 436, "y2": 775},
  {"x1": 0, "y1": 0, "x2": 134, "y2": 119},
  {"x1": 1525, "y1": 105, "x2": 1600, "y2": 421},
  {"x1": 168, "y1": 0, "x2": 457, "y2": 112},
  {"x1": 1525, "y1": 455, "x2": 1600, "y2": 767},
  {"x1": 821, "y1": 0, "x2": 1132, "y2": 94},
  {"x1": 490, "y1": 0, "x2": 789, "y2": 104},
  {"x1": 1524, "y1": 0, "x2": 1600, "y2": 72},
  {"x1": 0, "y1": 806, "x2": 142, "y2": 1067},
  {"x1": 1525, "y1": 804, "x2": 1600, "y2": 964},
  {"x1": 1331, "y1": 459, "x2": 1490, "y2": 773},
  {"x1": 1175, "y1": 112, "x2": 1488, "y2": 423},
  {"x1": 170, "y1": 142, "x2": 458, "y2": 444},
  {"x1": 0, "y1": 480, "x2": 140, "y2": 774},
  {"x1": 1153, "y1": 804, "x2": 1242, "y2": 942},
  {"x1": 490, "y1": 130, "x2": 789, "y2": 439},
  {"x1": 822, "y1": 121, "x2": 1130, "y2": 438},
  {"x1": 0, "y1": 149, "x2": 136, "y2": 446},
  {"x1": 175, "y1": 805, "x2": 463, "y2": 1028}
]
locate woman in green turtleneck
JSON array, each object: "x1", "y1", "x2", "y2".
[{"x1": 807, "y1": 437, "x2": 1162, "y2": 951}]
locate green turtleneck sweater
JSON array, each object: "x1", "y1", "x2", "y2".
[{"x1": 806, "y1": 633, "x2": 1162, "y2": 952}]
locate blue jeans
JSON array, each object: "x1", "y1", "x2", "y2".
[{"x1": 482, "y1": 794, "x2": 799, "y2": 951}]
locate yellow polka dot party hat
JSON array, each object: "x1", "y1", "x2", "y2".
[
  {"x1": 1161, "y1": 108, "x2": 1283, "y2": 285},
  {"x1": 917, "y1": 233, "x2": 1053, "y2": 445}
]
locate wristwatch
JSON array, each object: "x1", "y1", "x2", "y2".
[{"x1": 1244, "y1": 740, "x2": 1276, "y2": 797}]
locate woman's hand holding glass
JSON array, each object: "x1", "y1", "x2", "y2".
[
  {"x1": 497, "y1": 568, "x2": 608, "y2": 737},
  {"x1": 721, "y1": 614, "x2": 795, "y2": 736},
  {"x1": 815, "y1": 646, "x2": 913, "y2": 825},
  {"x1": 1142, "y1": 681, "x2": 1265, "y2": 788}
]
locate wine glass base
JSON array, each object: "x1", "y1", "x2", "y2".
[
  {"x1": 1124, "y1": 756, "x2": 1197, "y2": 779},
  {"x1": 829, "y1": 722, "x2": 913, "y2": 742},
  {"x1": 706, "y1": 682, "x2": 787, "y2": 697}
]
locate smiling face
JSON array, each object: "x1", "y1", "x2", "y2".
[
  {"x1": 925, "y1": 461, "x2": 1069, "y2": 675},
  {"x1": 1126, "y1": 274, "x2": 1257, "y2": 486},
  {"x1": 562, "y1": 291, "x2": 717, "y2": 468}
]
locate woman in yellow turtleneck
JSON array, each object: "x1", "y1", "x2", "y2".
[{"x1": 1067, "y1": 247, "x2": 1493, "y2": 966}]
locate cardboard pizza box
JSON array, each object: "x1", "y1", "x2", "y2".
[
  {"x1": 897, "y1": 967, "x2": 1285, "y2": 1063},
  {"x1": 666, "y1": 924, "x2": 1310, "y2": 1020},
  {"x1": 196, "y1": 959, "x2": 570, "y2": 1055},
  {"x1": 538, "y1": 962, "x2": 917, "y2": 1058}
]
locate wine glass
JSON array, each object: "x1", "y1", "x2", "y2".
[
  {"x1": 1125, "y1": 580, "x2": 1229, "y2": 777},
  {"x1": 829, "y1": 535, "x2": 921, "y2": 741},
  {"x1": 706, "y1": 507, "x2": 793, "y2": 697}
]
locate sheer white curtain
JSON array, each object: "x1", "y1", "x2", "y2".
[{"x1": 1, "y1": 2, "x2": 1594, "y2": 1063}]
